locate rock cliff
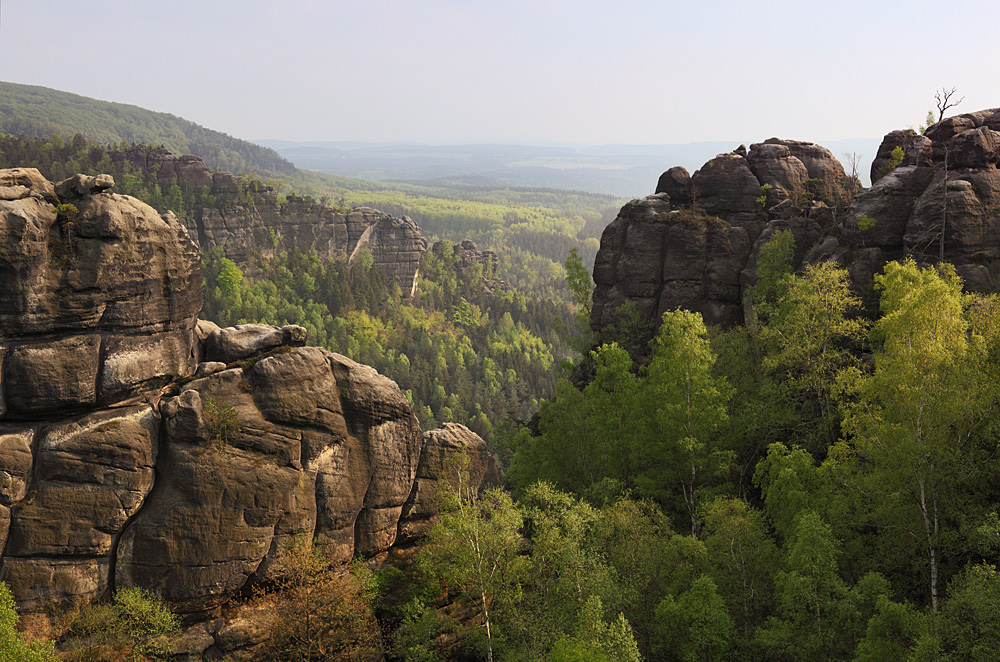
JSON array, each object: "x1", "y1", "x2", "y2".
[
  {"x1": 593, "y1": 139, "x2": 848, "y2": 344},
  {"x1": 111, "y1": 146, "x2": 429, "y2": 296},
  {"x1": 0, "y1": 169, "x2": 496, "y2": 654},
  {"x1": 839, "y1": 109, "x2": 1000, "y2": 293},
  {"x1": 593, "y1": 111, "x2": 1000, "y2": 349}
]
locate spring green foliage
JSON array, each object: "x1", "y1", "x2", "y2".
[
  {"x1": 653, "y1": 576, "x2": 733, "y2": 662},
  {"x1": 63, "y1": 587, "x2": 181, "y2": 662},
  {"x1": 495, "y1": 250, "x2": 1000, "y2": 661},
  {"x1": 202, "y1": 244, "x2": 571, "y2": 436},
  {"x1": 0, "y1": 582, "x2": 59, "y2": 662}
]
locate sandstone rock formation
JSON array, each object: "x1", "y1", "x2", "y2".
[
  {"x1": 840, "y1": 108, "x2": 1000, "y2": 293},
  {"x1": 0, "y1": 170, "x2": 496, "y2": 652},
  {"x1": 398, "y1": 422, "x2": 502, "y2": 543},
  {"x1": 110, "y1": 146, "x2": 428, "y2": 296},
  {"x1": 592, "y1": 140, "x2": 848, "y2": 347},
  {"x1": 432, "y1": 239, "x2": 512, "y2": 298},
  {"x1": 592, "y1": 112, "x2": 1000, "y2": 351}
]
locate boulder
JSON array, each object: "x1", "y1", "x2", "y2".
[
  {"x1": 397, "y1": 423, "x2": 501, "y2": 542},
  {"x1": 655, "y1": 166, "x2": 692, "y2": 206},
  {"x1": 746, "y1": 142, "x2": 809, "y2": 200},
  {"x1": 0, "y1": 168, "x2": 57, "y2": 203},
  {"x1": 204, "y1": 324, "x2": 307, "y2": 364}
]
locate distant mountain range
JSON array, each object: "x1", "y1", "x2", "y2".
[
  {"x1": 0, "y1": 81, "x2": 294, "y2": 175},
  {"x1": 256, "y1": 138, "x2": 882, "y2": 197}
]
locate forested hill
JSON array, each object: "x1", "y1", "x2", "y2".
[{"x1": 0, "y1": 81, "x2": 294, "y2": 175}]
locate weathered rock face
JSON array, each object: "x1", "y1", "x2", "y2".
[
  {"x1": 0, "y1": 171, "x2": 496, "y2": 641},
  {"x1": 591, "y1": 195, "x2": 751, "y2": 341},
  {"x1": 348, "y1": 212, "x2": 428, "y2": 297},
  {"x1": 842, "y1": 109, "x2": 1000, "y2": 293},
  {"x1": 111, "y1": 147, "x2": 428, "y2": 296},
  {"x1": 594, "y1": 112, "x2": 1000, "y2": 351},
  {"x1": 0, "y1": 168, "x2": 201, "y2": 417},
  {"x1": 189, "y1": 193, "x2": 427, "y2": 296},
  {"x1": 593, "y1": 139, "x2": 847, "y2": 347},
  {"x1": 398, "y1": 423, "x2": 501, "y2": 543}
]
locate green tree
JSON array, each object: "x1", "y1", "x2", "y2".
[
  {"x1": 653, "y1": 575, "x2": 734, "y2": 662},
  {"x1": 763, "y1": 261, "x2": 867, "y2": 451},
  {"x1": 701, "y1": 497, "x2": 779, "y2": 640},
  {"x1": 562, "y1": 247, "x2": 594, "y2": 353},
  {"x1": 642, "y1": 310, "x2": 731, "y2": 536},
  {"x1": 258, "y1": 539, "x2": 381, "y2": 661},
  {"x1": 425, "y1": 455, "x2": 526, "y2": 662},
  {"x1": 756, "y1": 511, "x2": 851, "y2": 661},
  {"x1": 854, "y1": 596, "x2": 928, "y2": 662},
  {"x1": 935, "y1": 563, "x2": 1000, "y2": 661},
  {"x1": 837, "y1": 259, "x2": 994, "y2": 611},
  {"x1": 549, "y1": 596, "x2": 641, "y2": 662}
]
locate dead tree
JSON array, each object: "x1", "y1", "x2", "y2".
[{"x1": 935, "y1": 87, "x2": 965, "y2": 122}]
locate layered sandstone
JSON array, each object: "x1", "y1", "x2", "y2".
[{"x1": 0, "y1": 170, "x2": 495, "y2": 648}]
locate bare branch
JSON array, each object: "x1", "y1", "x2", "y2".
[{"x1": 935, "y1": 87, "x2": 965, "y2": 122}]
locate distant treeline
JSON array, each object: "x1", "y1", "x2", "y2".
[{"x1": 0, "y1": 81, "x2": 294, "y2": 175}]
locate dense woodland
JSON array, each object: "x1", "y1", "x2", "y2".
[{"x1": 201, "y1": 243, "x2": 575, "y2": 437}]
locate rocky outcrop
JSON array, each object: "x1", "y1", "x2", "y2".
[
  {"x1": 592, "y1": 139, "x2": 847, "y2": 347},
  {"x1": 398, "y1": 423, "x2": 501, "y2": 543},
  {"x1": 591, "y1": 195, "x2": 751, "y2": 340},
  {"x1": 593, "y1": 111, "x2": 1000, "y2": 351},
  {"x1": 432, "y1": 239, "x2": 512, "y2": 297},
  {"x1": 0, "y1": 170, "x2": 496, "y2": 649},
  {"x1": 0, "y1": 168, "x2": 201, "y2": 416},
  {"x1": 840, "y1": 109, "x2": 1000, "y2": 293},
  {"x1": 111, "y1": 146, "x2": 428, "y2": 296},
  {"x1": 349, "y1": 212, "x2": 428, "y2": 297}
]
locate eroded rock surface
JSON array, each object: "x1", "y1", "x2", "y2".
[
  {"x1": 0, "y1": 170, "x2": 496, "y2": 639},
  {"x1": 591, "y1": 195, "x2": 750, "y2": 344},
  {"x1": 841, "y1": 108, "x2": 1000, "y2": 293}
]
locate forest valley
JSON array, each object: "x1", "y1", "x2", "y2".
[{"x1": 3, "y1": 132, "x2": 1000, "y2": 662}]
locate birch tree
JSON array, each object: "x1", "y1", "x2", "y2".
[{"x1": 837, "y1": 259, "x2": 989, "y2": 612}]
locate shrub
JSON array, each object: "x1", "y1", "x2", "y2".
[
  {"x1": 203, "y1": 398, "x2": 241, "y2": 446},
  {"x1": 0, "y1": 581, "x2": 60, "y2": 661},
  {"x1": 63, "y1": 587, "x2": 180, "y2": 662}
]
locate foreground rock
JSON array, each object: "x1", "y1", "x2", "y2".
[{"x1": 0, "y1": 170, "x2": 498, "y2": 654}]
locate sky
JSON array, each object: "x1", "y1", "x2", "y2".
[{"x1": 2, "y1": 1, "x2": 999, "y2": 147}]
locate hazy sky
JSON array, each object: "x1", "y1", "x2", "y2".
[{"x1": 3, "y1": 1, "x2": 998, "y2": 146}]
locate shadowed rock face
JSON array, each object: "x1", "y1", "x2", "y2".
[
  {"x1": 842, "y1": 109, "x2": 1000, "y2": 293},
  {"x1": 594, "y1": 112, "x2": 1000, "y2": 353},
  {"x1": 592, "y1": 139, "x2": 847, "y2": 348},
  {"x1": 591, "y1": 195, "x2": 751, "y2": 342},
  {"x1": 0, "y1": 170, "x2": 496, "y2": 634}
]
